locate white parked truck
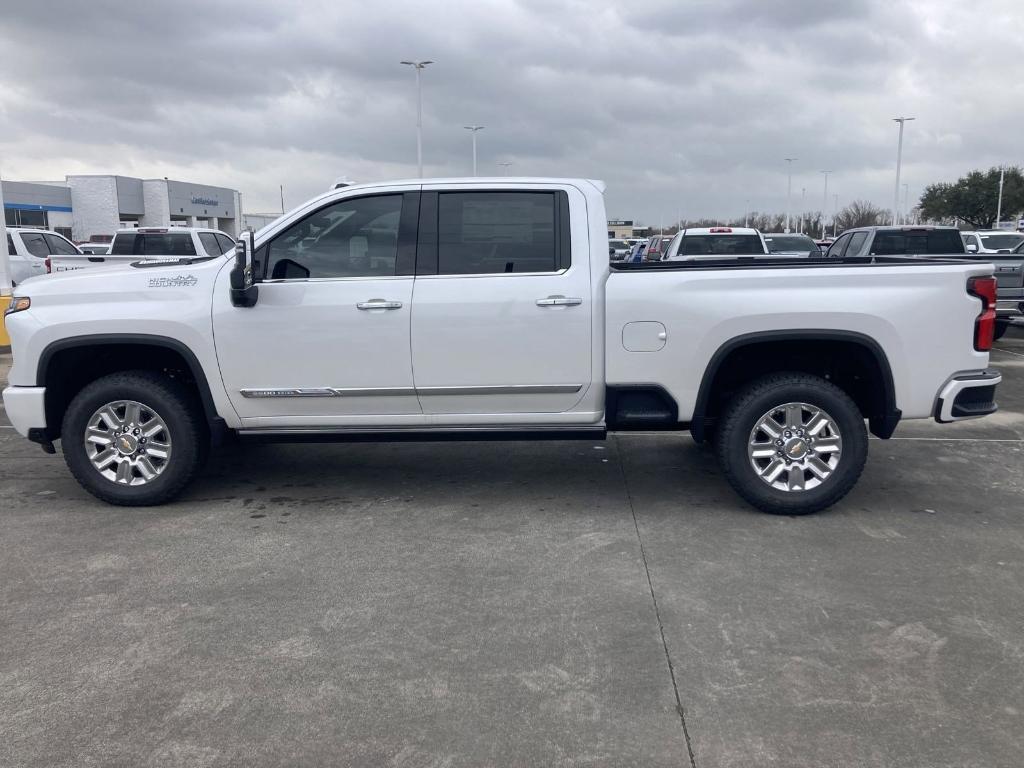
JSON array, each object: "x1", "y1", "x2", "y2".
[
  {"x1": 47, "y1": 227, "x2": 236, "y2": 273},
  {"x1": 2, "y1": 178, "x2": 1003, "y2": 514}
]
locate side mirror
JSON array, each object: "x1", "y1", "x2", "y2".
[
  {"x1": 230, "y1": 232, "x2": 259, "y2": 307},
  {"x1": 965, "y1": 243, "x2": 978, "y2": 253}
]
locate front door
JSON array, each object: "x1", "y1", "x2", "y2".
[
  {"x1": 213, "y1": 190, "x2": 421, "y2": 428},
  {"x1": 410, "y1": 187, "x2": 593, "y2": 417}
]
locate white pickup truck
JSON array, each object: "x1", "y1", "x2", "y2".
[
  {"x1": 2, "y1": 178, "x2": 1002, "y2": 514},
  {"x1": 48, "y1": 227, "x2": 236, "y2": 273}
]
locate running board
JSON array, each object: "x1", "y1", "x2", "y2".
[{"x1": 236, "y1": 425, "x2": 608, "y2": 444}]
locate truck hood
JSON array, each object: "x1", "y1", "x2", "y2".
[{"x1": 14, "y1": 257, "x2": 227, "y2": 297}]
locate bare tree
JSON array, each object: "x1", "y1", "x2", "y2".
[{"x1": 833, "y1": 200, "x2": 885, "y2": 232}]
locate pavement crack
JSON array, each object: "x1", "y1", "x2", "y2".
[{"x1": 615, "y1": 435, "x2": 697, "y2": 768}]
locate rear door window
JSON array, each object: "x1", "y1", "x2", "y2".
[
  {"x1": 826, "y1": 234, "x2": 851, "y2": 257},
  {"x1": 435, "y1": 191, "x2": 562, "y2": 275},
  {"x1": 20, "y1": 232, "x2": 49, "y2": 258},
  {"x1": 198, "y1": 233, "x2": 221, "y2": 257}
]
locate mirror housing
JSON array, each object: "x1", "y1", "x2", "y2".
[
  {"x1": 965, "y1": 243, "x2": 978, "y2": 253},
  {"x1": 230, "y1": 231, "x2": 259, "y2": 307}
]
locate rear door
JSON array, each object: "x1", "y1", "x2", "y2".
[{"x1": 410, "y1": 186, "x2": 592, "y2": 416}]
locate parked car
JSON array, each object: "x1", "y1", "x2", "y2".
[
  {"x1": 763, "y1": 233, "x2": 822, "y2": 256},
  {"x1": 627, "y1": 240, "x2": 647, "y2": 262},
  {"x1": 4, "y1": 227, "x2": 82, "y2": 285},
  {"x1": 961, "y1": 230, "x2": 1024, "y2": 254},
  {"x1": 3, "y1": 178, "x2": 1000, "y2": 516},
  {"x1": 824, "y1": 226, "x2": 965, "y2": 258},
  {"x1": 662, "y1": 227, "x2": 769, "y2": 260},
  {"x1": 974, "y1": 238, "x2": 1024, "y2": 339},
  {"x1": 608, "y1": 239, "x2": 631, "y2": 260},
  {"x1": 48, "y1": 227, "x2": 236, "y2": 274},
  {"x1": 815, "y1": 238, "x2": 834, "y2": 252},
  {"x1": 644, "y1": 234, "x2": 674, "y2": 261}
]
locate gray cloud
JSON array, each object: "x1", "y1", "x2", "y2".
[{"x1": 0, "y1": 0, "x2": 1021, "y2": 222}]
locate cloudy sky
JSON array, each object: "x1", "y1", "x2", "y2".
[{"x1": 1, "y1": 0, "x2": 1022, "y2": 223}]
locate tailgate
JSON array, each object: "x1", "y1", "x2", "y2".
[{"x1": 992, "y1": 259, "x2": 1024, "y2": 289}]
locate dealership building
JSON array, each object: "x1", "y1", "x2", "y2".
[{"x1": 2, "y1": 175, "x2": 242, "y2": 242}]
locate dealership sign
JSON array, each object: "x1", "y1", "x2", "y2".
[{"x1": 190, "y1": 195, "x2": 219, "y2": 207}]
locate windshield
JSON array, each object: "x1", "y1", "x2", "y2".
[
  {"x1": 764, "y1": 235, "x2": 818, "y2": 253},
  {"x1": 680, "y1": 234, "x2": 765, "y2": 256},
  {"x1": 979, "y1": 234, "x2": 1024, "y2": 251}
]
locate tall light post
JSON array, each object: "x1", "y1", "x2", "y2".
[
  {"x1": 497, "y1": 161, "x2": 513, "y2": 176},
  {"x1": 400, "y1": 60, "x2": 433, "y2": 177},
  {"x1": 800, "y1": 187, "x2": 806, "y2": 233},
  {"x1": 819, "y1": 170, "x2": 831, "y2": 239},
  {"x1": 784, "y1": 158, "x2": 797, "y2": 233},
  {"x1": 744, "y1": 199, "x2": 750, "y2": 228},
  {"x1": 891, "y1": 116, "x2": 915, "y2": 225},
  {"x1": 832, "y1": 193, "x2": 839, "y2": 237},
  {"x1": 996, "y1": 167, "x2": 1005, "y2": 227},
  {"x1": 463, "y1": 125, "x2": 484, "y2": 176},
  {"x1": 902, "y1": 183, "x2": 910, "y2": 225}
]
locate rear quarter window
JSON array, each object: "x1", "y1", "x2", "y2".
[{"x1": 680, "y1": 234, "x2": 765, "y2": 256}]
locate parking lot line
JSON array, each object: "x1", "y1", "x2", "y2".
[{"x1": 992, "y1": 347, "x2": 1024, "y2": 358}]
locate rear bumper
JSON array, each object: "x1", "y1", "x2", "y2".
[
  {"x1": 934, "y1": 370, "x2": 1001, "y2": 423},
  {"x1": 2, "y1": 386, "x2": 47, "y2": 438},
  {"x1": 995, "y1": 299, "x2": 1024, "y2": 318}
]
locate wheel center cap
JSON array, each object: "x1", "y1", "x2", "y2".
[
  {"x1": 784, "y1": 438, "x2": 808, "y2": 459},
  {"x1": 116, "y1": 434, "x2": 139, "y2": 455}
]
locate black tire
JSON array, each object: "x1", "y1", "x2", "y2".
[
  {"x1": 61, "y1": 370, "x2": 207, "y2": 506},
  {"x1": 993, "y1": 321, "x2": 1009, "y2": 341},
  {"x1": 715, "y1": 373, "x2": 868, "y2": 515}
]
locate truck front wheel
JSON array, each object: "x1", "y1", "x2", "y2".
[
  {"x1": 62, "y1": 371, "x2": 206, "y2": 506},
  {"x1": 715, "y1": 373, "x2": 868, "y2": 515}
]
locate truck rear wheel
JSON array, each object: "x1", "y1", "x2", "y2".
[
  {"x1": 62, "y1": 371, "x2": 206, "y2": 506},
  {"x1": 715, "y1": 373, "x2": 867, "y2": 515}
]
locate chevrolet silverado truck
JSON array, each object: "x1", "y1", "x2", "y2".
[
  {"x1": 2, "y1": 178, "x2": 1003, "y2": 514},
  {"x1": 48, "y1": 227, "x2": 236, "y2": 274}
]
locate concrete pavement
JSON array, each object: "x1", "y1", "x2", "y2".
[{"x1": 1, "y1": 329, "x2": 1022, "y2": 767}]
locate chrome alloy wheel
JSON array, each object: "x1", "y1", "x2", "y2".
[
  {"x1": 747, "y1": 402, "x2": 842, "y2": 492},
  {"x1": 84, "y1": 400, "x2": 172, "y2": 486}
]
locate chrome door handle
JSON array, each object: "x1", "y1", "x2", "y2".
[
  {"x1": 356, "y1": 299, "x2": 403, "y2": 310},
  {"x1": 536, "y1": 295, "x2": 583, "y2": 307}
]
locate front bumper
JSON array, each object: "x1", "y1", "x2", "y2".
[
  {"x1": 934, "y1": 370, "x2": 1001, "y2": 423},
  {"x1": 2, "y1": 386, "x2": 46, "y2": 438}
]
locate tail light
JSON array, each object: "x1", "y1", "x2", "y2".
[
  {"x1": 967, "y1": 276, "x2": 997, "y2": 351},
  {"x1": 44, "y1": 257, "x2": 51, "y2": 274}
]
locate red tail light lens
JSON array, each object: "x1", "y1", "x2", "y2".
[
  {"x1": 967, "y1": 276, "x2": 997, "y2": 351},
  {"x1": 44, "y1": 257, "x2": 52, "y2": 274}
]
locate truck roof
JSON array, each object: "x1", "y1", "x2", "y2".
[
  {"x1": 115, "y1": 227, "x2": 227, "y2": 235},
  {"x1": 681, "y1": 227, "x2": 760, "y2": 236}
]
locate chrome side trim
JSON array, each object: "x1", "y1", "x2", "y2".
[
  {"x1": 240, "y1": 384, "x2": 582, "y2": 399},
  {"x1": 240, "y1": 387, "x2": 416, "y2": 398},
  {"x1": 416, "y1": 384, "x2": 584, "y2": 396},
  {"x1": 237, "y1": 425, "x2": 605, "y2": 436}
]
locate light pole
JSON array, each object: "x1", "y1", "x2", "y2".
[
  {"x1": 996, "y1": 167, "x2": 1005, "y2": 227},
  {"x1": 463, "y1": 125, "x2": 484, "y2": 176},
  {"x1": 744, "y1": 199, "x2": 750, "y2": 228},
  {"x1": 819, "y1": 170, "x2": 831, "y2": 239},
  {"x1": 800, "y1": 187, "x2": 806, "y2": 233},
  {"x1": 891, "y1": 116, "x2": 915, "y2": 225},
  {"x1": 784, "y1": 158, "x2": 797, "y2": 233},
  {"x1": 902, "y1": 183, "x2": 910, "y2": 225},
  {"x1": 497, "y1": 161, "x2": 513, "y2": 176},
  {"x1": 400, "y1": 60, "x2": 433, "y2": 177},
  {"x1": 832, "y1": 193, "x2": 839, "y2": 237}
]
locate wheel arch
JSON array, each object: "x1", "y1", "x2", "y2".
[
  {"x1": 36, "y1": 334, "x2": 220, "y2": 440},
  {"x1": 691, "y1": 330, "x2": 899, "y2": 443}
]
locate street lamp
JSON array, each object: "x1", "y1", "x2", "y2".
[
  {"x1": 400, "y1": 60, "x2": 433, "y2": 177},
  {"x1": 819, "y1": 170, "x2": 831, "y2": 239},
  {"x1": 996, "y1": 167, "x2": 1005, "y2": 227},
  {"x1": 463, "y1": 125, "x2": 484, "y2": 176},
  {"x1": 891, "y1": 117, "x2": 915, "y2": 225},
  {"x1": 497, "y1": 161, "x2": 513, "y2": 176},
  {"x1": 902, "y1": 183, "x2": 910, "y2": 225},
  {"x1": 784, "y1": 158, "x2": 797, "y2": 233},
  {"x1": 832, "y1": 193, "x2": 839, "y2": 237}
]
